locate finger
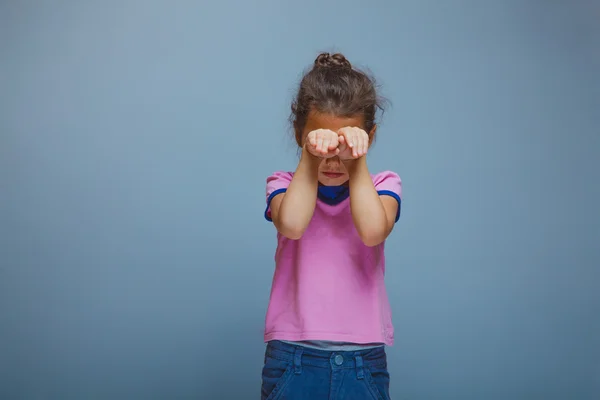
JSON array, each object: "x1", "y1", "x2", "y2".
[
  {"x1": 358, "y1": 130, "x2": 364, "y2": 154},
  {"x1": 357, "y1": 134, "x2": 365, "y2": 157},
  {"x1": 306, "y1": 140, "x2": 318, "y2": 156},
  {"x1": 338, "y1": 129, "x2": 351, "y2": 146},
  {"x1": 309, "y1": 133, "x2": 317, "y2": 147},
  {"x1": 354, "y1": 130, "x2": 365, "y2": 157},
  {"x1": 337, "y1": 141, "x2": 346, "y2": 159},
  {"x1": 316, "y1": 133, "x2": 325, "y2": 154},
  {"x1": 328, "y1": 134, "x2": 339, "y2": 150},
  {"x1": 322, "y1": 137, "x2": 331, "y2": 154},
  {"x1": 363, "y1": 134, "x2": 368, "y2": 156}
]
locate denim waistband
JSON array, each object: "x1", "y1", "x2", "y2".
[{"x1": 266, "y1": 340, "x2": 387, "y2": 370}]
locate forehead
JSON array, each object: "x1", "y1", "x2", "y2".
[{"x1": 303, "y1": 110, "x2": 365, "y2": 133}]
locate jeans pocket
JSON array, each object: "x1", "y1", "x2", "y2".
[
  {"x1": 364, "y1": 365, "x2": 391, "y2": 400},
  {"x1": 261, "y1": 356, "x2": 294, "y2": 400}
]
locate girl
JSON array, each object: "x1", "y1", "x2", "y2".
[{"x1": 261, "y1": 52, "x2": 402, "y2": 400}]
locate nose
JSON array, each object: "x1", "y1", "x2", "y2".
[{"x1": 325, "y1": 156, "x2": 341, "y2": 166}]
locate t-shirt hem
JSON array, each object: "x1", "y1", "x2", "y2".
[{"x1": 264, "y1": 331, "x2": 394, "y2": 347}]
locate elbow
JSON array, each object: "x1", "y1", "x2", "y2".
[
  {"x1": 358, "y1": 229, "x2": 387, "y2": 247},
  {"x1": 276, "y1": 219, "x2": 307, "y2": 240},
  {"x1": 282, "y1": 227, "x2": 304, "y2": 240}
]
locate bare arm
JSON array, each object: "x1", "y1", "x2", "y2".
[
  {"x1": 269, "y1": 147, "x2": 321, "y2": 240},
  {"x1": 346, "y1": 157, "x2": 398, "y2": 247}
]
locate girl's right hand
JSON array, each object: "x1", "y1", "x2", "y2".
[{"x1": 305, "y1": 129, "x2": 340, "y2": 158}]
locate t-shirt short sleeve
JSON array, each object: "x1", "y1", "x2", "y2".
[
  {"x1": 265, "y1": 171, "x2": 293, "y2": 222},
  {"x1": 373, "y1": 171, "x2": 402, "y2": 223}
]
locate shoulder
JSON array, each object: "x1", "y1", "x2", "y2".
[
  {"x1": 372, "y1": 170, "x2": 402, "y2": 222},
  {"x1": 371, "y1": 170, "x2": 402, "y2": 196},
  {"x1": 267, "y1": 171, "x2": 294, "y2": 184},
  {"x1": 266, "y1": 171, "x2": 294, "y2": 196},
  {"x1": 371, "y1": 170, "x2": 401, "y2": 184}
]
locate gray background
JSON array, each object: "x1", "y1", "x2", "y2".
[{"x1": 1, "y1": 0, "x2": 599, "y2": 399}]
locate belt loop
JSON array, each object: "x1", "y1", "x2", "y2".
[
  {"x1": 355, "y1": 355, "x2": 364, "y2": 379},
  {"x1": 294, "y1": 347, "x2": 303, "y2": 375}
]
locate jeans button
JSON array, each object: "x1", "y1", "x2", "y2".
[{"x1": 334, "y1": 354, "x2": 343, "y2": 366}]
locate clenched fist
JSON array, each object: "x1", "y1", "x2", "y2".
[
  {"x1": 337, "y1": 127, "x2": 369, "y2": 160},
  {"x1": 305, "y1": 129, "x2": 341, "y2": 158}
]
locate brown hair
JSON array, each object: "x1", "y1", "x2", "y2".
[{"x1": 290, "y1": 52, "x2": 386, "y2": 147}]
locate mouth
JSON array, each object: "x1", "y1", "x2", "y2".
[{"x1": 322, "y1": 172, "x2": 345, "y2": 179}]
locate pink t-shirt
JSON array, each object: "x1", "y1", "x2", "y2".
[{"x1": 263, "y1": 170, "x2": 402, "y2": 346}]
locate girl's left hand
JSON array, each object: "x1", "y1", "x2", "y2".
[{"x1": 337, "y1": 127, "x2": 369, "y2": 160}]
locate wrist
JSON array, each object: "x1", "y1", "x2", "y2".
[
  {"x1": 300, "y1": 145, "x2": 322, "y2": 170},
  {"x1": 344, "y1": 156, "x2": 368, "y2": 177}
]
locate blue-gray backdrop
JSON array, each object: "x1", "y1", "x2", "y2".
[{"x1": 1, "y1": 1, "x2": 599, "y2": 399}]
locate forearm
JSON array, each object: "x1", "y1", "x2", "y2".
[
  {"x1": 277, "y1": 147, "x2": 321, "y2": 239},
  {"x1": 347, "y1": 158, "x2": 389, "y2": 246}
]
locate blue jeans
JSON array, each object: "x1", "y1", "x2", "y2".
[{"x1": 260, "y1": 340, "x2": 391, "y2": 400}]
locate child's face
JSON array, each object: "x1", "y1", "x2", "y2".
[{"x1": 302, "y1": 110, "x2": 371, "y2": 186}]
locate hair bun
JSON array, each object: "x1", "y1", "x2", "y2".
[{"x1": 314, "y1": 52, "x2": 352, "y2": 69}]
